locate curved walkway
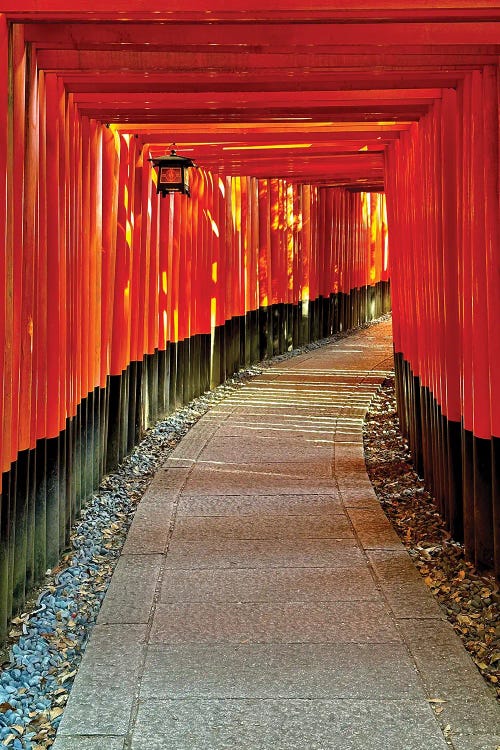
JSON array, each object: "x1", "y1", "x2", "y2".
[{"x1": 53, "y1": 321, "x2": 500, "y2": 750}]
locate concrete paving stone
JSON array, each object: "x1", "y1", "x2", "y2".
[
  {"x1": 97, "y1": 554, "x2": 163, "y2": 624},
  {"x1": 176, "y1": 493, "x2": 342, "y2": 516},
  {"x1": 240, "y1": 391, "x2": 339, "y2": 404},
  {"x1": 334, "y1": 451, "x2": 368, "y2": 470},
  {"x1": 337, "y1": 480, "x2": 378, "y2": 499},
  {"x1": 159, "y1": 565, "x2": 380, "y2": 603},
  {"x1": 191, "y1": 460, "x2": 334, "y2": 479},
  {"x1": 164, "y1": 537, "x2": 365, "y2": 569},
  {"x1": 229, "y1": 385, "x2": 337, "y2": 397},
  {"x1": 398, "y1": 619, "x2": 500, "y2": 729},
  {"x1": 163, "y1": 456, "x2": 196, "y2": 469},
  {"x1": 150, "y1": 600, "x2": 400, "y2": 644},
  {"x1": 451, "y1": 735, "x2": 500, "y2": 750},
  {"x1": 179, "y1": 465, "x2": 336, "y2": 495},
  {"x1": 214, "y1": 423, "x2": 336, "y2": 440},
  {"x1": 346, "y1": 507, "x2": 404, "y2": 549},
  {"x1": 173, "y1": 513, "x2": 354, "y2": 540},
  {"x1": 57, "y1": 625, "x2": 147, "y2": 736},
  {"x1": 225, "y1": 405, "x2": 339, "y2": 419},
  {"x1": 273, "y1": 373, "x2": 357, "y2": 384},
  {"x1": 333, "y1": 455, "x2": 366, "y2": 472},
  {"x1": 433, "y1": 698, "x2": 500, "y2": 736},
  {"x1": 52, "y1": 736, "x2": 125, "y2": 750},
  {"x1": 131, "y1": 698, "x2": 448, "y2": 750},
  {"x1": 75, "y1": 624, "x2": 147, "y2": 672},
  {"x1": 140, "y1": 642, "x2": 425, "y2": 699},
  {"x1": 238, "y1": 380, "x2": 338, "y2": 391},
  {"x1": 342, "y1": 490, "x2": 381, "y2": 510},
  {"x1": 198, "y1": 437, "x2": 334, "y2": 463},
  {"x1": 338, "y1": 407, "x2": 370, "y2": 420},
  {"x1": 56, "y1": 680, "x2": 135, "y2": 736},
  {"x1": 121, "y1": 503, "x2": 173, "y2": 554},
  {"x1": 333, "y1": 440, "x2": 363, "y2": 447},
  {"x1": 148, "y1": 466, "x2": 190, "y2": 494},
  {"x1": 221, "y1": 412, "x2": 339, "y2": 427},
  {"x1": 367, "y1": 549, "x2": 444, "y2": 619},
  {"x1": 382, "y1": 584, "x2": 444, "y2": 620},
  {"x1": 336, "y1": 473, "x2": 374, "y2": 487},
  {"x1": 335, "y1": 430, "x2": 366, "y2": 443},
  {"x1": 168, "y1": 428, "x2": 218, "y2": 460}
]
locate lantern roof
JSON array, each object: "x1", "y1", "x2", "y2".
[{"x1": 150, "y1": 149, "x2": 197, "y2": 168}]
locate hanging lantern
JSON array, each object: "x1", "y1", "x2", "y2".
[{"x1": 149, "y1": 144, "x2": 197, "y2": 198}]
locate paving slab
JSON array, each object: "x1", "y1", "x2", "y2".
[
  {"x1": 97, "y1": 554, "x2": 163, "y2": 624},
  {"x1": 214, "y1": 423, "x2": 336, "y2": 439},
  {"x1": 131, "y1": 698, "x2": 449, "y2": 750},
  {"x1": 54, "y1": 321, "x2": 500, "y2": 749},
  {"x1": 198, "y1": 436, "x2": 334, "y2": 463},
  {"x1": 347, "y1": 506, "x2": 405, "y2": 549},
  {"x1": 56, "y1": 625, "x2": 147, "y2": 737},
  {"x1": 176, "y1": 492, "x2": 342, "y2": 516},
  {"x1": 149, "y1": 600, "x2": 400, "y2": 644},
  {"x1": 398, "y1": 619, "x2": 498, "y2": 700},
  {"x1": 192, "y1": 459, "x2": 334, "y2": 478},
  {"x1": 367, "y1": 549, "x2": 444, "y2": 619},
  {"x1": 179, "y1": 465, "x2": 336, "y2": 495},
  {"x1": 173, "y1": 513, "x2": 354, "y2": 540},
  {"x1": 53, "y1": 737, "x2": 125, "y2": 750},
  {"x1": 159, "y1": 565, "x2": 380, "y2": 603},
  {"x1": 121, "y1": 501, "x2": 173, "y2": 554},
  {"x1": 451, "y1": 736, "x2": 500, "y2": 750},
  {"x1": 140, "y1": 642, "x2": 425, "y2": 699},
  {"x1": 164, "y1": 538, "x2": 365, "y2": 569}
]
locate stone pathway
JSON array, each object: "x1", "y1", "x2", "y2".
[{"x1": 53, "y1": 321, "x2": 500, "y2": 750}]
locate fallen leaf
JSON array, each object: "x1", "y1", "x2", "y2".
[
  {"x1": 0, "y1": 703, "x2": 13, "y2": 713},
  {"x1": 60, "y1": 669, "x2": 77, "y2": 683}
]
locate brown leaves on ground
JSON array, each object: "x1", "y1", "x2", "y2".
[{"x1": 364, "y1": 377, "x2": 500, "y2": 698}]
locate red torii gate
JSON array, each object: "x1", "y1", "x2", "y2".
[{"x1": 0, "y1": 0, "x2": 498, "y2": 632}]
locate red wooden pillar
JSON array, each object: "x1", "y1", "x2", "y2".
[
  {"x1": 7, "y1": 24, "x2": 25, "y2": 474},
  {"x1": 441, "y1": 88, "x2": 463, "y2": 538},
  {"x1": 482, "y1": 65, "x2": 500, "y2": 577},
  {"x1": 0, "y1": 16, "x2": 7, "y2": 478},
  {"x1": 101, "y1": 127, "x2": 119, "y2": 386},
  {"x1": 470, "y1": 69, "x2": 494, "y2": 568},
  {"x1": 157, "y1": 172, "x2": 170, "y2": 350},
  {"x1": 0, "y1": 16, "x2": 11, "y2": 631},
  {"x1": 34, "y1": 70, "x2": 47, "y2": 450}
]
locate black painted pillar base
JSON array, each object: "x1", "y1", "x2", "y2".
[
  {"x1": 473, "y1": 435, "x2": 494, "y2": 570},
  {"x1": 492, "y1": 436, "x2": 500, "y2": 580}
]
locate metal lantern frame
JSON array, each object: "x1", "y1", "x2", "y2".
[{"x1": 149, "y1": 146, "x2": 197, "y2": 198}]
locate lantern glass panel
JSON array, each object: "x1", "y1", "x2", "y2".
[{"x1": 160, "y1": 166, "x2": 182, "y2": 185}]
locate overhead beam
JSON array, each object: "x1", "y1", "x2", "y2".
[
  {"x1": 4, "y1": 0, "x2": 500, "y2": 22},
  {"x1": 34, "y1": 49, "x2": 499, "y2": 72},
  {"x1": 23, "y1": 21, "x2": 500, "y2": 47},
  {"x1": 72, "y1": 89, "x2": 443, "y2": 106},
  {"x1": 61, "y1": 70, "x2": 467, "y2": 93}
]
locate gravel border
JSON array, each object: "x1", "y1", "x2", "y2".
[
  {"x1": 363, "y1": 377, "x2": 500, "y2": 701},
  {"x1": 0, "y1": 316, "x2": 391, "y2": 750}
]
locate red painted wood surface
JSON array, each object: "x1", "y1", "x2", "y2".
[
  {"x1": 1, "y1": 4, "x2": 499, "y2": 484},
  {"x1": 386, "y1": 66, "x2": 500, "y2": 438}
]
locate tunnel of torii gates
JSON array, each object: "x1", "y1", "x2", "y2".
[{"x1": 0, "y1": 1, "x2": 498, "y2": 635}]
